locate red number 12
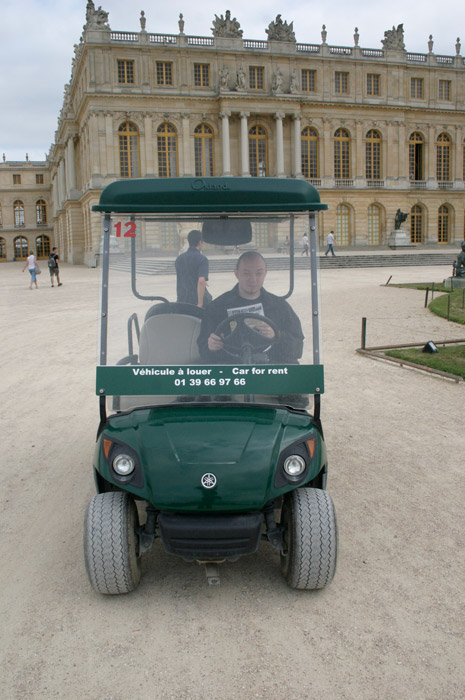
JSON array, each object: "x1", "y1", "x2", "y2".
[{"x1": 114, "y1": 222, "x2": 137, "y2": 238}]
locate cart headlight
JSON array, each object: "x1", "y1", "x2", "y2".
[
  {"x1": 283, "y1": 455, "x2": 306, "y2": 477},
  {"x1": 112, "y1": 454, "x2": 135, "y2": 476}
]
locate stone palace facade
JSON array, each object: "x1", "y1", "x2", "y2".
[{"x1": 1, "y1": 2, "x2": 465, "y2": 262}]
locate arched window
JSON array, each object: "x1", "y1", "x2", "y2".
[
  {"x1": 301, "y1": 127, "x2": 319, "y2": 179},
  {"x1": 0, "y1": 237, "x2": 6, "y2": 260},
  {"x1": 367, "y1": 204, "x2": 382, "y2": 245},
  {"x1": 365, "y1": 130, "x2": 381, "y2": 180},
  {"x1": 336, "y1": 203, "x2": 351, "y2": 245},
  {"x1": 194, "y1": 124, "x2": 214, "y2": 177},
  {"x1": 410, "y1": 205, "x2": 424, "y2": 244},
  {"x1": 36, "y1": 200, "x2": 47, "y2": 225},
  {"x1": 409, "y1": 132, "x2": 424, "y2": 181},
  {"x1": 334, "y1": 129, "x2": 350, "y2": 179},
  {"x1": 248, "y1": 125, "x2": 268, "y2": 177},
  {"x1": 157, "y1": 123, "x2": 178, "y2": 178},
  {"x1": 438, "y1": 205, "x2": 450, "y2": 243},
  {"x1": 436, "y1": 133, "x2": 451, "y2": 182},
  {"x1": 118, "y1": 122, "x2": 140, "y2": 178},
  {"x1": 14, "y1": 200, "x2": 25, "y2": 227},
  {"x1": 36, "y1": 235, "x2": 51, "y2": 259},
  {"x1": 14, "y1": 236, "x2": 28, "y2": 259}
]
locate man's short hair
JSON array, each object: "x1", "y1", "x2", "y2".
[
  {"x1": 235, "y1": 250, "x2": 267, "y2": 270},
  {"x1": 52, "y1": 247, "x2": 57, "y2": 252},
  {"x1": 187, "y1": 230, "x2": 202, "y2": 248}
]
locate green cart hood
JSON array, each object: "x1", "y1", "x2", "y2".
[{"x1": 96, "y1": 405, "x2": 324, "y2": 512}]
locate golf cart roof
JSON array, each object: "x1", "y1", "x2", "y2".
[{"x1": 92, "y1": 177, "x2": 328, "y2": 214}]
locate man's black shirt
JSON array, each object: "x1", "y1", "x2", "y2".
[{"x1": 175, "y1": 247, "x2": 209, "y2": 306}]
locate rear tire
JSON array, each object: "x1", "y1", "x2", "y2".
[
  {"x1": 280, "y1": 487, "x2": 337, "y2": 590},
  {"x1": 84, "y1": 491, "x2": 141, "y2": 594}
]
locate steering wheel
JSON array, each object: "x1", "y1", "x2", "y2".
[{"x1": 214, "y1": 313, "x2": 279, "y2": 362}]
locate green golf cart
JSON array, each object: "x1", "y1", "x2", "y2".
[{"x1": 84, "y1": 177, "x2": 337, "y2": 593}]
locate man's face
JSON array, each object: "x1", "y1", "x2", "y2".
[{"x1": 234, "y1": 255, "x2": 267, "y2": 299}]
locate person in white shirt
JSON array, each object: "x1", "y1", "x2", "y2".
[
  {"x1": 22, "y1": 251, "x2": 39, "y2": 289},
  {"x1": 325, "y1": 231, "x2": 336, "y2": 257},
  {"x1": 301, "y1": 234, "x2": 309, "y2": 256}
]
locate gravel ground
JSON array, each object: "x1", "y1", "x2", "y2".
[{"x1": 0, "y1": 260, "x2": 463, "y2": 700}]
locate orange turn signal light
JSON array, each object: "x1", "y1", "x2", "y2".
[
  {"x1": 103, "y1": 438, "x2": 112, "y2": 459},
  {"x1": 306, "y1": 438, "x2": 316, "y2": 458}
]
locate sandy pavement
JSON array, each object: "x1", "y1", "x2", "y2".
[{"x1": 0, "y1": 260, "x2": 464, "y2": 700}]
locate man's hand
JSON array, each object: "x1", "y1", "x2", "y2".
[{"x1": 207, "y1": 332, "x2": 224, "y2": 351}]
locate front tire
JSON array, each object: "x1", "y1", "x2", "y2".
[
  {"x1": 280, "y1": 488, "x2": 337, "y2": 590},
  {"x1": 84, "y1": 491, "x2": 141, "y2": 595}
]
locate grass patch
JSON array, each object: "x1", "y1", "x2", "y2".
[
  {"x1": 429, "y1": 290, "x2": 465, "y2": 325},
  {"x1": 385, "y1": 345, "x2": 465, "y2": 378},
  {"x1": 389, "y1": 281, "x2": 448, "y2": 292}
]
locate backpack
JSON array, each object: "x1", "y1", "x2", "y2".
[{"x1": 48, "y1": 254, "x2": 57, "y2": 270}]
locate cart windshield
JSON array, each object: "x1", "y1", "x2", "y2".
[{"x1": 96, "y1": 190, "x2": 324, "y2": 413}]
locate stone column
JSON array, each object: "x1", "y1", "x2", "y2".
[
  {"x1": 58, "y1": 159, "x2": 66, "y2": 207},
  {"x1": 323, "y1": 118, "x2": 332, "y2": 185},
  {"x1": 355, "y1": 120, "x2": 363, "y2": 182},
  {"x1": 427, "y1": 125, "x2": 436, "y2": 184},
  {"x1": 182, "y1": 115, "x2": 192, "y2": 177},
  {"x1": 143, "y1": 114, "x2": 153, "y2": 176},
  {"x1": 274, "y1": 112, "x2": 285, "y2": 177},
  {"x1": 220, "y1": 111, "x2": 231, "y2": 176},
  {"x1": 67, "y1": 137, "x2": 76, "y2": 193},
  {"x1": 240, "y1": 112, "x2": 250, "y2": 177},
  {"x1": 105, "y1": 113, "x2": 116, "y2": 177},
  {"x1": 454, "y1": 126, "x2": 463, "y2": 185},
  {"x1": 292, "y1": 114, "x2": 302, "y2": 178}
]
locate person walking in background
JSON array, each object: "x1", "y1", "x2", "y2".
[
  {"x1": 325, "y1": 230, "x2": 336, "y2": 256},
  {"x1": 301, "y1": 233, "x2": 309, "y2": 256},
  {"x1": 175, "y1": 229, "x2": 211, "y2": 307},
  {"x1": 48, "y1": 247, "x2": 62, "y2": 287},
  {"x1": 23, "y1": 251, "x2": 39, "y2": 289}
]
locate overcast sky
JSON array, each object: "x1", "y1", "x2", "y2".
[{"x1": 1, "y1": 0, "x2": 463, "y2": 162}]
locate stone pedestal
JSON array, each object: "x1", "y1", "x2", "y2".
[
  {"x1": 388, "y1": 229, "x2": 412, "y2": 249},
  {"x1": 444, "y1": 276, "x2": 465, "y2": 290}
]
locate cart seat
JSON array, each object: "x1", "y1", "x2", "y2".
[{"x1": 139, "y1": 302, "x2": 203, "y2": 365}]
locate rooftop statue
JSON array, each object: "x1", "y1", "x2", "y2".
[
  {"x1": 212, "y1": 10, "x2": 243, "y2": 38},
  {"x1": 382, "y1": 24, "x2": 405, "y2": 51},
  {"x1": 266, "y1": 15, "x2": 296, "y2": 42},
  {"x1": 85, "y1": 1, "x2": 110, "y2": 30}
]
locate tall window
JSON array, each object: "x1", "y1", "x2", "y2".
[
  {"x1": 252, "y1": 221, "x2": 270, "y2": 247},
  {"x1": 301, "y1": 69, "x2": 316, "y2": 92},
  {"x1": 14, "y1": 200, "x2": 25, "y2": 227},
  {"x1": 194, "y1": 124, "x2": 214, "y2": 176},
  {"x1": 118, "y1": 122, "x2": 140, "y2": 178},
  {"x1": 409, "y1": 132, "x2": 424, "y2": 181},
  {"x1": 367, "y1": 204, "x2": 382, "y2": 245},
  {"x1": 335, "y1": 72, "x2": 349, "y2": 94},
  {"x1": 36, "y1": 174, "x2": 44, "y2": 184},
  {"x1": 36, "y1": 200, "x2": 47, "y2": 225},
  {"x1": 336, "y1": 204, "x2": 351, "y2": 246},
  {"x1": 410, "y1": 205, "x2": 423, "y2": 243},
  {"x1": 439, "y1": 80, "x2": 451, "y2": 101},
  {"x1": 436, "y1": 133, "x2": 451, "y2": 181},
  {"x1": 194, "y1": 64, "x2": 210, "y2": 87},
  {"x1": 249, "y1": 66, "x2": 264, "y2": 90},
  {"x1": 161, "y1": 222, "x2": 178, "y2": 250},
  {"x1": 366, "y1": 73, "x2": 380, "y2": 96},
  {"x1": 157, "y1": 123, "x2": 178, "y2": 177},
  {"x1": 0, "y1": 238, "x2": 6, "y2": 260},
  {"x1": 156, "y1": 62, "x2": 173, "y2": 86},
  {"x1": 117, "y1": 60, "x2": 134, "y2": 84},
  {"x1": 411, "y1": 77, "x2": 424, "y2": 99},
  {"x1": 365, "y1": 130, "x2": 381, "y2": 180},
  {"x1": 301, "y1": 127, "x2": 319, "y2": 179},
  {"x1": 438, "y1": 205, "x2": 450, "y2": 243},
  {"x1": 334, "y1": 128, "x2": 351, "y2": 179},
  {"x1": 249, "y1": 126, "x2": 268, "y2": 177},
  {"x1": 13, "y1": 174, "x2": 21, "y2": 185},
  {"x1": 14, "y1": 236, "x2": 28, "y2": 259},
  {"x1": 36, "y1": 235, "x2": 51, "y2": 258}
]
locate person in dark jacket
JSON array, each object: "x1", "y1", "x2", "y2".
[
  {"x1": 198, "y1": 251, "x2": 303, "y2": 363},
  {"x1": 175, "y1": 230, "x2": 211, "y2": 307}
]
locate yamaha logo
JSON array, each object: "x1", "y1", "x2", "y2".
[{"x1": 201, "y1": 473, "x2": 217, "y2": 489}]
